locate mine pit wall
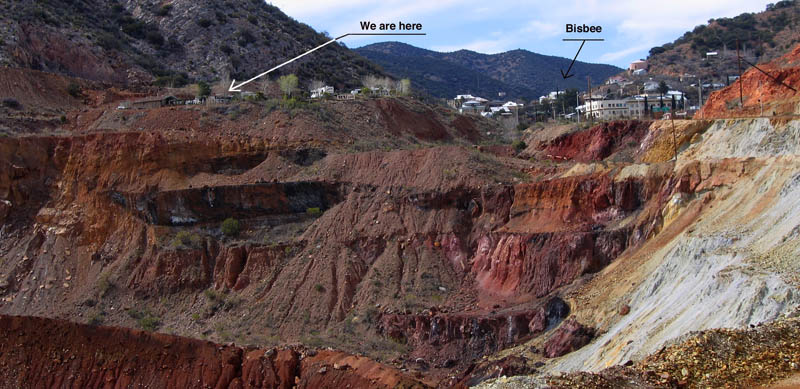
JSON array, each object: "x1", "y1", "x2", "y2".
[
  {"x1": 374, "y1": 170, "x2": 687, "y2": 366},
  {"x1": 0, "y1": 315, "x2": 427, "y2": 389},
  {"x1": 6, "y1": 118, "x2": 798, "y2": 379},
  {"x1": 547, "y1": 118, "x2": 800, "y2": 374},
  {"x1": 0, "y1": 133, "x2": 690, "y2": 372},
  {"x1": 380, "y1": 298, "x2": 570, "y2": 368},
  {"x1": 110, "y1": 181, "x2": 343, "y2": 225}
]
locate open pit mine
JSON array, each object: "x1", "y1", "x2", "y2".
[{"x1": 2, "y1": 32, "x2": 800, "y2": 389}]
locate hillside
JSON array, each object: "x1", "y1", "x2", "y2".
[
  {"x1": 4, "y1": 3, "x2": 800, "y2": 389},
  {"x1": 0, "y1": 0, "x2": 383, "y2": 89},
  {"x1": 646, "y1": 0, "x2": 800, "y2": 77},
  {"x1": 356, "y1": 42, "x2": 623, "y2": 100}
]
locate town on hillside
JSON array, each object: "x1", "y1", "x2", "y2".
[
  {"x1": 115, "y1": 75, "x2": 412, "y2": 111},
  {"x1": 448, "y1": 55, "x2": 751, "y2": 125}
]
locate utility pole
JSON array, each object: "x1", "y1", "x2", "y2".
[
  {"x1": 576, "y1": 92, "x2": 580, "y2": 123},
  {"x1": 670, "y1": 111, "x2": 678, "y2": 161},
  {"x1": 587, "y1": 77, "x2": 594, "y2": 125},
  {"x1": 698, "y1": 77, "x2": 702, "y2": 110},
  {"x1": 736, "y1": 40, "x2": 744, "y2": 107}
]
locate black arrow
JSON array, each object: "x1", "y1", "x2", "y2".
[
  {"x1": 561, "y1": 40, "x2": 586, "y2": 79},
  {"x1": 740, "y1": 57, "x2": 797, "y2": 92}
]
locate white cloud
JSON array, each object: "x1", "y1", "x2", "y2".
[
  {"x1": 433, "y1": 38, "x2": 512, "y2": 54},
  {"x1": 522, "y1": 21, "x2": 561, "y2": 38},
  {"x1": 598, "y1": 43, "x2": 653, "y2": 63}
]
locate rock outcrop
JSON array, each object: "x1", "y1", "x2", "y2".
[{"x1": 0, "y1": 315, "x2": 427, "y2": 389}]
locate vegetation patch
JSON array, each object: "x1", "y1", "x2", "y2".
[
  {"x1": 221, "y1": 218, "x2": 240, "y2": 236},
  {"x1": 127, "y1": 308, "x2": 161, "y2": 332}
]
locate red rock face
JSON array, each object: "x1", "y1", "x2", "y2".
[
  {"x1": 375, "y1": 99, "x2": 451, "y2": 141},
  {"x1": 540, "y1": 121, "x2": 651, "y2": 162},
  {"x1": 471, "y1": 230, "x2": 629, "y2": 297},
  {"x1": 379, "y1": 298, "x2": 570, "y2": 369},
  {"x1": 0, "y1": 315, "x2": 428, "y2": 389},
  {"x1": 542, "y1": 319, "x2": 596, "y2": 358},
  {"x1": 699, "y1": 43, "x2": 800, "y2": 118}
]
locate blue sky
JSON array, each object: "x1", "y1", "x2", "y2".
[{"x1": 267, "y1": 0, "x2": 774, "y2": 68}]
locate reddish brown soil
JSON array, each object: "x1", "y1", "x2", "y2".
[
  {"x1": 699, "y1": 43, "x2": 800, "y2": 118},
  {"x1": 0, "y1": 69, "x2": 734, "y2": 388},
  {"x1": 375, "y1": 99, "x2": 451, "y2": 141},
  {"x1": 539, "y1": 121, "x2": 651, "y2": 162},
  {"x1": 0, "y1": 314, "x2": 427, "y2": 389}
]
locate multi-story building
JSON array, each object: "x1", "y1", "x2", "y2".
[{"x1": 578, "y1": 94, "x2": 687, "y2": 120}]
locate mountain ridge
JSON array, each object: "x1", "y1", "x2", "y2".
[{"x1": 356, "y1": 41, "x2": 623, "y2": 100}]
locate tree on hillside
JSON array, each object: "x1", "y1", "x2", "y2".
[
  {"x1": 309, "y1": 79, "x2": 325, "y2": 91},
  {"x1": 658, "y1": 81, "x2": 669, "y2": 107},
  {"x1": 658, "y1": 81, "x2": 669, "y2": 95},
  {"x1": 397, "y1": 78, "x2": 411, "y2": 95},
  {"x1": 278, "y1": 74, "x2": 298, "y2": 98},
  {"x1": 197, "y1": 81, "x2": 211, "y2": 97}
]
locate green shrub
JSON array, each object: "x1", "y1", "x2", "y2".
[
  {"x1": 2, "y1": 98, "x2": 20, "y2": 109},
  {"x1": 204, "y1": 288, "x2": 220, "y2": 300},
  {"x1": 138, "y1": 314, "x2": 161, "y2": 331},
  {"x1": 197, "y1": 19, "x2": 213, "y2": 28},
  {"x1": 155, "y1": 4, "x2": 172, "y2": 16},
  {"x1": 172, "y1": 230, "x2": 200, "y2": 247},
  {"x1": 145, "y1": 30, "x2": 165, "y2": 46},
  {"x1": 59, "y1": 115, "x2": 67, "y2": 124},
  {"x1": 67, "y1": 83, "x2": 81, "y2": 97},
  {"x1": 306, "y1": 207, "x2": 321, "y2": 216},
  {"x1": 97, "y1": 272, "x2": 113, "y2": 297},
  {"x1": 314, "y1": 284, "x2": 325, "y2": 293},
  {"x1": 88, "y1": 311, "x2": 105, "y2": 326},
  {"x1": 197, "y1": 81, "x2": 211, "y2": 97},
  {"x1": 512, "y1": 140, "x2": 527, "y2": 153},
  {"x1": 127, "y1": 308, "x2": 160, "y2": 331}
]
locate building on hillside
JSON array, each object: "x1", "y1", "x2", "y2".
[
  {"x1": 311, "y1": 86, "x2": 334, "y2": 99},
  {"x1": 502, "y1": 101, "x2": 524, "y2": 110},
  {"x1": 211, "y1": 95, "x2": 233, "y2": 104},
  {"x1": 643, "y1": 80, "x2": 660, "y2": 92},
  {"x1": 629, "y1": 59, "x2": 647, "y2": 72},
  {"x1": 489, "y1": 106, "x2": 513, "y2": 116},
  {"x1": 578, "y1": 96, "x2": 677, "y2": 120},
  {"x1": 606, "y1": 75, "x2": 629, "y2": 85},
  {"x1": 131, "y1": 95, "x2": 178, "y2": 109},
  {"x1": 459, "y1": 100, "x2": 485, "y2": 114},
  {"x1": 632, "y1": 69, "x2": 648, "y2": 76},
  {"x1": 539, "y1": 90, "x2": 565, "y2": 104},
  {"x1": 579, "y1": 99, "x2": 631, "y2": 120}
]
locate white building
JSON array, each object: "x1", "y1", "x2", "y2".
[
  {"x1": 502, "y1": 101, "x2": 524, "y2": 109},
  {"x1": 459, "y1": 100, "x2": 485, "y2": 114},
  {"x1": 310, "y1": 86, "x2": 334, "y2": 99},
  {"x1": 579, "y1": 99, "x2": 631, "y2": 120},
  {"x1": 539, "y1": 91, "x2": 566, "y2": 103}
]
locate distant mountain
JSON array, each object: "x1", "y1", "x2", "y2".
[
  {"x1": 356, "y1": 42, "x2": 623, "y2": 100},
  {"x1": 0, "y1": 0, "x2": 383, "y2": 89},
  {"x1": 646, "y1": 0, "x2": 800, "y2": 77}
]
